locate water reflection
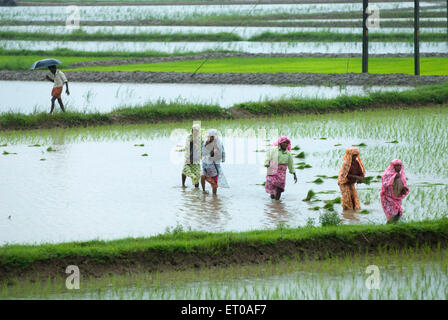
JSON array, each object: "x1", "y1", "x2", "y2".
[
  {"x1": 264, "y1": 199, "x2": 292, "y2": 226},
  {"x1": 178, "y1": 186, "x2": 230, "y2": 231}
]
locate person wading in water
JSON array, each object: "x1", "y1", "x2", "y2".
[{"x1": 46, "y1": 65, "x2": 69, "y2": 114}]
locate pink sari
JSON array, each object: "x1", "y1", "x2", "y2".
[
  {"x1": 380, "y1": 159, "x2": 410, "y2": 221},
  {"x1": 265, "y1": 162, "x2": 287, "y2": 195}
]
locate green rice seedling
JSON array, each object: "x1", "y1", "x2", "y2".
[
  {"x1": 2, "y1": 150, "x2": 17, "y2": 155},
  {"x1": 308, "y1": 206, "x2": 320, "y2": 211},
  {"x1": 134, "y1": 144, "x2": 144, "y2": 147},
  {"x1": 316, "y1": 190, "x2": 337, "y2": 195},
  {"x1": 294, "y1": 152, "x2": 305, "y2": 159},
  {"x1": 0, "y1": 143, "x2": 7, "y2": 147},
  {"x1": 28, "y1": 144, "x2": 40, "y2": 147},
  {"x1": 141, "y1": 153, "x2": 148, "y2": 157},
  {"x1": 359, "y1": 210, "x2": 370, "y2": 214},
  {"x1": 352, "y1": 142, "x2": 367, "y2": 147},
  {"x1": 319, "y1": 212, "x2": 341, "y2": 226},
  {"x1": 311, "y1": 178, "x2": 324, "y2": 184},
  {"x1": 291, "y1": 145, "x2": 300, "y2": 151},
  {"x1": 46, "y1": 147, "x2": 56, "y2": 152},
  {"x1": 302, "y1": 189, "x2": 316, "y2": 201},
  {"x1": 306, "y1": 218, "x2": 315, "y2": 227},
  {"x1": 386, "y1": 140, "x2": 399, "y2": 144},
  {"x1": 40, "y1": 158, "x2": 46, "y2": 161},
  {"x1": 361, "y1": 176, "x2": 375, "y2": 185},
  {"x1": 316, "y1": 175, "x2": 328, "y2": 178},
  {"x1": 334, "y1": 144, "x2": 342, "y2": 146},
  {"x1": 254, "y1": 149, "x2": 266, "y2": 152}
]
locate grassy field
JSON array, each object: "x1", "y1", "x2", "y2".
[
  {"x1": 67, "y1": 57, "x2": 448, "y2": 76},
  {"x1": 0, "y1": 49, "x2": 235, "y2": 70},
  {"x1": 1, "y1": 217, "x2": 447, "y2": 281},
  {"x1": 0, "y1": 55, "x2": 127, "y2": 71},
  {"x1": 1, "y1": 30, "x2": 446, "y2": 43},
  {"x1": 0, "y1": 82, "x2": 447, "y2": 130}
]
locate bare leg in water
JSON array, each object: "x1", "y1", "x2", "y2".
[{"x1": 50, "y1": 97, "x2": 65, "y2": 113}]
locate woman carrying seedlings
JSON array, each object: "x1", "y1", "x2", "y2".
[
  {"x1": 264, "y1": 135, "x2": 297, "y2": 200},
  {"x1": 337, "y1": 147, "x2": 365, "y2": 210},
  {"x1": 201, "y1": 129, "x2": 227, "y2": 195},
  {"x1": 182, "y1": 124, "x2": 202, "y2": 188},
  {"x1": 380, "y1": 159, "x2": 410, "y2": 223}
]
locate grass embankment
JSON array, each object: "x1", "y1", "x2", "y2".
[
  {"x1": 0, "y1": 49, "x2": 235, "y2": 71},
  {"x1": 0, "y1": 55, "x2": 126, "y2": 71},
  {"x1": 1, "y1": 31, "x2": 446, "y2": 43},
  {"x1": 0, "y1": 31, "x2": 242, "y2": 42},
  {"x1": 1, "y1": 82, "x2": 447, "y2": 130},
  {"x1": 0, "y1": 218, "x2": 447, "y2": 280},
  {"x1": 70, "y1": 57, "x2": 448, "y2": 76}
]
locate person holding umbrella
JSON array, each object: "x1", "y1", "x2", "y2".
[
  {"x1": 46, "y1": 65, "x2": 69, "y2": 113},
  {"x1": 30, "y1": 59, "x2": 70, "y2": 113}
]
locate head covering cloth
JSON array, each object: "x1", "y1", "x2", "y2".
[{"x1": 272, "y1": 135, "x2": 291, "y2": 151}]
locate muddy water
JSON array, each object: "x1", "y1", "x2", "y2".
[
  {"x1": 0, "y1": 107, "x2": 447, "y2": 245},
  {"x1": 1, "y1": 40, "x2": 446, "y2": 54},
  {"x1": 0, "y1": 26, "x2": 445, "y2": 37},
  {"x1": 0, "y1": 80, "x2": 412, "y2": 113},
  {"x1": 0, "y1": 2, "x2": 431, "y2": 22}
]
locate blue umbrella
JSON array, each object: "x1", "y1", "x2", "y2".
[{"x1": 29, "y1": 58, "x2": 62, "y2": 70}]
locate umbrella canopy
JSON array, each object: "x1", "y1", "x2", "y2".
[{"x1": 29, "y1": 58, "x2": 62, "y2": 70}]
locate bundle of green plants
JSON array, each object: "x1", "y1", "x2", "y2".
[
  {"x1": 319, "y1": 212, "x2": 341, "y2": 227},
  {"x1": 303, "y1": 189, "x2": 316, "y2": 202}
]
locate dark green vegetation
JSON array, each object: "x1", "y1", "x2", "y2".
[
  {"x1": 0, "y1": 101, "x2": 225, "y2": 130},
  {"x1": 249, "y1": 31, "x2": 447, "y2": 42},
  {"x1": 0, "y1": 48, "x2": 234, "y2": 70},
  {"x1": 1, "y1": 218, "x2": 447, "y2": 280},
  {"x1": 2, "y1": 31, "x2": 446, "y2": 42},
  {"x1": 1, "y1": 82, "x2": 447, "y2": 130},
  {"x1": 0, "y1": 31, "x2": 242, "y2": 42},
  {"x1": 235, "y1": 82, "x2": 448, "y2": 115}
]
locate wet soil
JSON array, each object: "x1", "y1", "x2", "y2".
[{"x1": 2, "y1": 69, "x2": 447, "y2": 86}]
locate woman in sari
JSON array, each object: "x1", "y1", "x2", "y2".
[
  {"x1": 201, "y1": 129, "x2": 226, "y2": 195},
  {"x1": 181, "y1": 124, "x2": 202, "y2": 188},
  {"x1": 337, "y1": 147, "x2": 365, "y2": 210},
  {"x1": 264, "y1": 135, "x2": 297, "y2": 200},
  {"x1": 380, "y1": 159, "x2": 410, "y2": 223}
]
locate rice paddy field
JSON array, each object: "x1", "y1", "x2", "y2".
[{"x1": 0, "y1": 0, "x2": 447, "y2": 302}]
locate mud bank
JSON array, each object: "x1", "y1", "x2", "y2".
[
  {"x1": 2, "y1": 69, "x2": 448, "y2": 86},
  {"x1": 0, "y1": 218, "x2": 447, "y2": 280}
]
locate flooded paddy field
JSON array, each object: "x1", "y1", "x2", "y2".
[
  {"x1": 1, "y1": 39, "x2": 446, "y2": 54},
  {"x1": 0, "y1": 80, "x2": 413, "y2": 113},
  {"x1": 1, "y1": 2, "x2": 439, "y2": 22},
  {"x1": 2, "y1": 246, "x2": 447, "y2": 299},
  {"x1": 0, "y1": 107, "x2": 447, "y2": 245}
]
